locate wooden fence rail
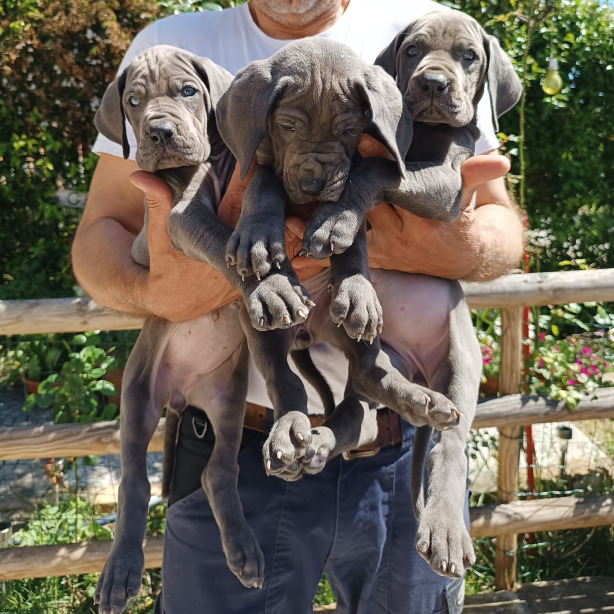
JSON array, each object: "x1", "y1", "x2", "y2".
[
  {"x1": 1, "y1": 269, "x2": 613, "y2": 586},
  {"x1": 2, "y1": 388, "x2": 614, "y2": 461},
  {"x1": 2, "y1": 269, "x2": 614, "y2": 336}
]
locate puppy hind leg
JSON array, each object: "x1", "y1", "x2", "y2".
[
  {"x1": 415, "y1": 291, "x2": 481, "y2": 578},
  {"x1": 341, "y1": 333, "x2": 459, "y2": 430},
  {"x1": 96, "y1": 320, "x2": 169, "y2": 614},
  {"x1": 192, "y1": 341, "x2": 265, "y2": 588},
  {"x1": 302, "y1": 387, "x2": 378, "y2": 474},
  {"x1": 241, "y1": 316, "x2": 312, "y2": 479}
]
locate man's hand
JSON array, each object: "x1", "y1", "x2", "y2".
[
  {"x1": 130, "y1": 171, "x2": 240, "y2": 321},
  {"x1": 365, "y1": 151, "x2": 520, "y2": 281}
]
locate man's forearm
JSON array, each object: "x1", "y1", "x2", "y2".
[
  {"x1": 460, "y1": 200, "x2": 524, "y2": 282},
  {"x1": 72, "y1": 216, "x2": 151, "y2": 316},
  {"x1": 72, "y1": 215, "x2": 239, "y2": 321}
]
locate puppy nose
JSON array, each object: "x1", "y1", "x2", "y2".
[
  {"x1": 300, "y1": 175, "x2": 326, "y2": 196},
  {"x1": 148, "y1": 122, "x2": 175, "y2": 144},
  {"x1": 420, "y1": 72, "x2": 449, "y2": 96}
]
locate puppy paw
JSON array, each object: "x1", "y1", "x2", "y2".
[
  {"x1": 246, "y1": 272, "x2": 314, "y2": 330},
  {"x1": 391, "y1": 384, "x2": 460, "y2": 430},
  {"x1": 263, "y1": 411, "x2": 312, "y2": 479},
  {"x1": 299, "y1": 426, "x2": 336, "y2": 475},
  {"x1": 226, "y1": 217, "x2": 286, "y2": 279},
  {"x1": 329, "y1": 274, "x2": 383, "y2": 342},
  {"x1": 95, "y1": 546, "x2": 144, "y2": 614},
  {"x1": 301, "y1": 205, "x2": 362, "y2": 259},
  {"x1": 416, "y1": 509, "x2": 475, "y2": 579},
  {"x1": 223, "y1": 524, "x2": 265, "y2": 589}
]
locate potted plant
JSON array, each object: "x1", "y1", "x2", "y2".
[
  {"x1": 14, "y1": 333, "x2": 72, "y2": 395},
  {"x1": 23, "y1": 332, "x2": 120, "y2": 423}
]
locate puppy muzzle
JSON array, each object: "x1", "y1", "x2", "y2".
[
  {"x1": 284, "y1": 150, "x2": 350, "y2": 204},
  {"x1": 136, "y1": 116, "x2": 207, "y2": 171}
]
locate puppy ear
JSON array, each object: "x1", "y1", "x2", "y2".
[
  {"x1": 374, "y1": 25, "x2": 412, "y2": 81},
  {"x1": 483, "y1": 33, "x2": 522, "y2": 131},
  {"x1": 216, "y1": 62, "x2": 288, "y2": 179},
  {"x1": 94, "y1": 69, "x2": 130, "y2": 159},
  {"x1": 357, "y1": 66, "x2": 410, "y2": 175},
  {"x1": 191, "y1": 57, "x2": 233, "y2": 112}
]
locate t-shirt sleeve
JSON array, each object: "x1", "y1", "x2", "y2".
[{"x1": 474, "y1": 85, "x2": 500, "y2": 155}]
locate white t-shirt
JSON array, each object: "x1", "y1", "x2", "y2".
[{"x1": 92, "y1": 0, "x2": 500, "y2": 413}]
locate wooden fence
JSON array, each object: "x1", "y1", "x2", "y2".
[{"x1": 1, "y1": 268, "x2": 614, "y2": 588}]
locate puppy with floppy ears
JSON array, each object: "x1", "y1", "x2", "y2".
[
  {"x1": 369, "y1": 11, "x2": 521, "y2": 579},
  {"x1": 92, "y1": 44, "x2": 319, "y2": 613},
  {"x1": 216, "y1": 37, "x2": 461, "y2": 481}
]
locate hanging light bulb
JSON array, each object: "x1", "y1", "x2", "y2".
[{"x1": 542, "y1": 57, "x2": 563, "y2": 95}]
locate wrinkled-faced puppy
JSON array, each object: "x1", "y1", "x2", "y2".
[
  {"x1": 216, "y1": 37, "x2": 460, "y2": 481},
  {"x1": 92, "y1": 44, "x2": 319, "y2": 613},
  {"x1": 357, "y1": 11, "x2": 520, "y2": 579}
]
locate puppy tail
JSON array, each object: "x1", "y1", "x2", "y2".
[{"x1": 290, "y1": 349, "x2": 336, "y2": 418}]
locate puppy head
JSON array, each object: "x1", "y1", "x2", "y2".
[
  {"x1": 217, "y1": 38, "x2": 406, "y2": 204},
  {"x1": 94, "y1": 45, "x2": 232, "y2": 172},
  {"x1": 376, "y1": 11, "x2": 521, "y2": 130}
]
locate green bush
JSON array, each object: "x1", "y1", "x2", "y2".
[
  {"x1": 0, "y1": 0, "x2": 161, "y2": 299},
  {"x1": 457, "y1": 0, "x2": 614, "y2": 272}
]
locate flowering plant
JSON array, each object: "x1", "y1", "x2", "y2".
[
  {"x1": 526, "y1": 329, "x2": 613, "y2": 408},
  {"x1": 475, "y1": 303, "x2": 614, "y2": 408}
]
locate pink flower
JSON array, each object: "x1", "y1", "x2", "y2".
[
  {"x1": 567, "y1": 379, "x2": 576, "y2": 386},
  {"x1": 581, "y1": 347, "x2": 592, "y2": 355},
  {"x1": 538, "y1": 333, "x2": 546, "y2": 341}
]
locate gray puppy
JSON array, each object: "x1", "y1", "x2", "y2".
[
  {"x1": 371, "y1": 10, "x2": 523, "y2": 580},
  {"x1": 92, "y1": 44, "x2": 317, "y2": 612},
  {"x1": 216, "y1": 37, "x2": 459, "y2": 480}
]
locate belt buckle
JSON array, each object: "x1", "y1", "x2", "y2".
[{"x1": 342, "y1": 446, "x2": 381, "y2": 461}]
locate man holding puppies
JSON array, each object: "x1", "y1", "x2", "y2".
[{"x1": 72, "y1": 0, "x2": 523, "y2": 612}]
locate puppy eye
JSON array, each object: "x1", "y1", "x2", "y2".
[
  {"x1": 281, "y1": 123, "x2": 295, "y2": 132},
  {"x1": 344, "y1": 128, "x2": 360, "y2": 137},
  {"x1": 463, "y1": 50, "x2": 476, "y2": 61},
  {"x1": 406, "y1": 45, "x2": 418, "y2": 57},
  {"x1": 127, "y1": 95, "x2": 140, "y2": 108},
  {"x1": 182, "y1": 86, "x2": 197, "y2": 97}
]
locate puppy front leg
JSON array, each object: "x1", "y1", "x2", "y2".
[
  {"x1": 168, "y1": 189, "x2": 314, "y2": 329},
  {"x1": 327, "y1": 223, "x2": 383, "y2": 342},
  {"x1": 301, "y1": 157, "x2": 402, "y2": 259},
  {"x1": 225, "y1": 164, "x2": 288, "y2": 280},
  {"x1": 383, "y1": 124, "x2": 475, "y2": 222}
]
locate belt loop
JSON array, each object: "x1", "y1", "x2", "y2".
[{"x1": 192, "y1": 416, "x2": 208, "y2": 439}]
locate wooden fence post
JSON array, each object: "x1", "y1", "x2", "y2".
[{"x1": 495, "y1": 306, "x2": 524, "y2": 589}]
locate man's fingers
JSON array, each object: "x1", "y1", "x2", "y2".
[
  {"x1": 130, "y1": 170, "x2": 174, "y2": 252},
  {"x1": 357, "y1": 134, "x2": 395, "y2": 160},
  {"x1": 218, "y1": 159, "x2": 257, "y2": 227},
  {"x1": 460, "y1": 154, "x2": 510, "y2": 193}
]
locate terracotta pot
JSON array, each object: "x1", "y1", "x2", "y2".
[
  {"x1": 104, "y1": 367, "x2": 124, "y2": 408},
  {"x1": 19, "y1": 372, "x2": 41, "y2": 396},
  {"x1": 480, "y1": 374, "x2": 499, "y2": 397}
]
